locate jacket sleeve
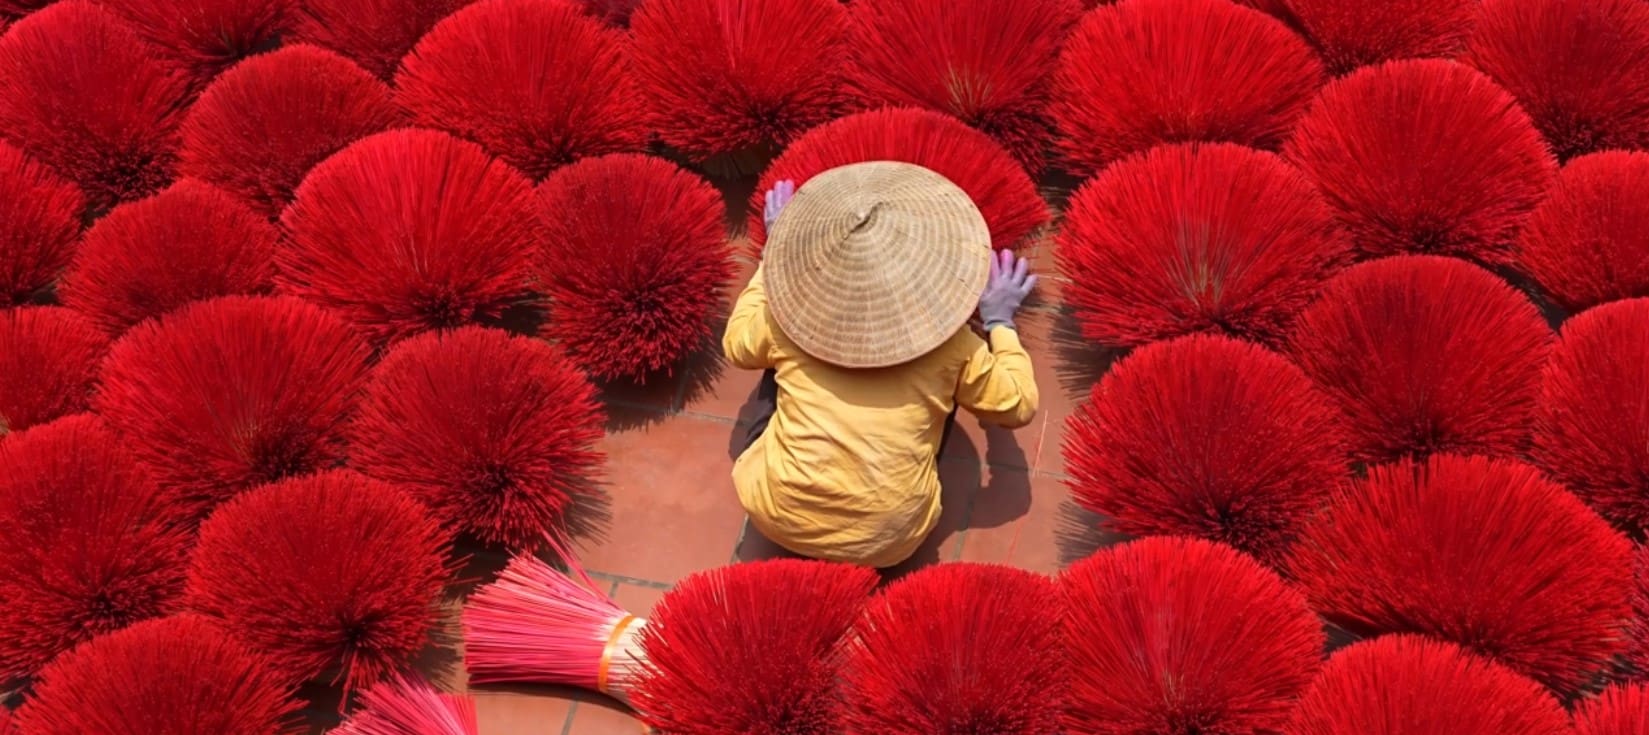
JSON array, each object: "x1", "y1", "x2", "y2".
[
  {"x1": 955, "y1": 326, "x2": 1040, "y2": 429},
  {"x1": 722, "y1": 264, "x2": 777, "y2": 370}
]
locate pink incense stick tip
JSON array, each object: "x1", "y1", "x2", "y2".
[{"x1": 333, "y1": 673, "x2": 478, "y2": 735}]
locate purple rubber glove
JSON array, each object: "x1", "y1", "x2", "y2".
[
  {"x1": 978, "y1": 249, "x2": 1037, "y2": 331},
  {"x1": 763, "y1": 179, "x2": 795, "y2": 233}
]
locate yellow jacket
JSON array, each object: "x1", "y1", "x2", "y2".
[{"x1": 723, "y1": 265, "x2": 1039, "y2": 567}]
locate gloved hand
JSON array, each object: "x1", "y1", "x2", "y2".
[
  {"x1": 978, "y1": 248, "x2": 1037, "y2": 331},
  {"x1": 763, "y1": 179, "x2": 795, "y2": 233}
]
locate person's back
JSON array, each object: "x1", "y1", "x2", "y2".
[{"x1": 724, "y1": 162, "x2": 1040, "y2": 568}]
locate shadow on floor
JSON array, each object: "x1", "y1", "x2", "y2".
[
  {"x1": 598, "y1": 371, "x2": 676, "y2": 431},
  {"x1": 676, "y1": 335, "x2": 729, "y2": 411},
  {"x1": 1056, "y1": 499, "x2": 1131, "y2": 568},
  {"x1": 600, "y1": 326, "x2": 728, "y2": 433},
  {"x1": 481, "y1": 299, "x2": 547, "y2": 337},
  {"x1": 563, "y1": 481, "x2": 615, "y2": 553},
  {"x1": 951, "y1": 420, "x2": 1031, "y2": 533},
  {"x1": 412, "y1": 605, "x2": 464, "y2": 692},
  {"x1": 296, "y1": 680, "x2": 346, "y2": 733},
  {"x1": 439, "y1": 475, "x2": 613, "y2": 601},
  {"x1": 446, "y1": 541, "x2": 511, "y2": 599},
  {"x1": 1048, "y1": 304, "x2": 1124, "y2": 406}
]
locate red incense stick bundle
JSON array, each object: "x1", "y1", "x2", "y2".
[
  {"x1": 461, "y1": 541, "x2": 646, "y2": 702},
  {"x1": 1574, "y1": 683, "x2": 1649, "y2": 735},
  {"x1": 334, "y1": 674, "x2": 478, "y2": 735}
]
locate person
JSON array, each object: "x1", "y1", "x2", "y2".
[{"x1": 723, "y1": 160, "x2": 1040, "y2": 568}]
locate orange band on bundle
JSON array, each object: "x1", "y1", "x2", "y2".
[{"x1": 597, "y1": 614, "x2": 639, "y2": 694}]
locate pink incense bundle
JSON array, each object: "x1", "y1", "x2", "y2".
[
  {"x1": 462, "y1": 545, "x2": 646, "y2": 702},
  {"x1": 334, "y1": 674, "x2": 478, "y2": 735}
]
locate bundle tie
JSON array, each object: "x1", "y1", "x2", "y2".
[{"x1": 597, "y1": 614, "x2": 639, "y2": 694}]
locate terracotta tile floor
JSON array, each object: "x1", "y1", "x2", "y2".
[{"x1": 376, "y1": 227, "x2": 1112, "y2": 733}]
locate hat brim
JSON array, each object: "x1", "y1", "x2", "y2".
[{"x1": 763, "y1": 161, "x2": 993, "y2": 369}]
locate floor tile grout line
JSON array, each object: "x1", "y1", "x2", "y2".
[
  {"x1": 603, "y1": 396, "x2": 742, "y2": 427},
  {"x1": 587, "y1": 570, "x2": 673, "y2": 590},
  {"x1": 558, "y1": 581, "x2": 621, "y2": 735},
  {"x1": 952, "y1": 473, "x2": 983, "y2": 561},
  {"x1": 678, "y1": 410, "x2": 737, "y2": 425},
  {"x1": 1025, "y1": 412, "x2": 1054, "y2": 479},
  {"x1": 939, "y1": 453, "x2": 1064, "y2": 479},
  {"x1": 559, "y1": 702, "x2": 579, "y2": 735}
]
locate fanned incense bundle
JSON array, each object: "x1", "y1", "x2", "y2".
[
  {"x1": 334, "y1": 674, "x2": 479, "y2": 735},
  {"x1": 461, "y1": 540, "x2": 647, "y2": 702}
]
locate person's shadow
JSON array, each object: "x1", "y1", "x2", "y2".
[{"x1": 946, "y1": 420, "x2": 1032, "y2": 531}]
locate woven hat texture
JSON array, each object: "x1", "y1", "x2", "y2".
[{"x1": 764, "y1": 160, "x2": 992, "y2": 369}]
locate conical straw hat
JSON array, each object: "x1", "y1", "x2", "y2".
[{"x1": 763, "y1": 161, "x2": 993, "y2": 369}]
